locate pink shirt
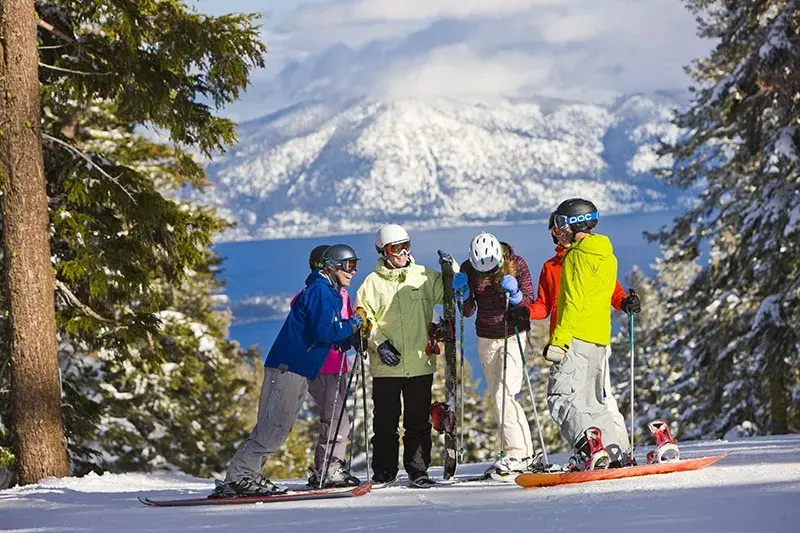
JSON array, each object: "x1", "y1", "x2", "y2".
[{"x1": 291, "y1": 286, "x2": 351, "y2": 375}]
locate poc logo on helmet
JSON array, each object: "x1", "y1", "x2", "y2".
[{"x1": 568, "y1": 212, "x2": 598, "y2": 224}]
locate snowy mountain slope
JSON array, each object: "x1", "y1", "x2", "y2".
[
  {"x1": 192, "y1": 93, "x2": 683, "y2": 242},
  {"x1": 3, "y1": 435, "x2": 799, "y2": 533}
]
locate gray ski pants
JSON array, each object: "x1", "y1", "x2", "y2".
[
  {"x1": 547, "y1": 338, "x2": 629, "y2": 457},
  {"x1": 308, "y1": 372, "x2": 349, "y2": 474},
  {"x1": 225, "y1": 365, "x2": 308, "y2": 483}
]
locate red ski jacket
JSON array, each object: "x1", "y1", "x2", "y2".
[{"x1": 527, "y1": 246, "x2": 627, "y2": 335}]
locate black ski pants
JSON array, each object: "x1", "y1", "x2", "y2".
[{"x1": 371, "y1": 374, "x2": 433, "y2": 480}]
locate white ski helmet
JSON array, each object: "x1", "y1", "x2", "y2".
[
  {"x1": 375, "y1": 224, "x2": 410, "y2": 254},
  {"x1": 469, "y1": 232, "x2": 503, "y2": 272}
]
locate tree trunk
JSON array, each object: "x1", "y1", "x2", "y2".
[{"x1": 0, "y1": 0, "x2": 68, "y2": 483}]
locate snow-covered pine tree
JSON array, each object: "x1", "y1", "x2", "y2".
[
  {"x1": 609, "y1": 262, "x2": 700, "y2": 445},
  {"x1": 653, "y1": 0, "x2": 800, "y2": 437},
  {"x1": 0, "y1": 0, "x2": 267, "y2": 483}
]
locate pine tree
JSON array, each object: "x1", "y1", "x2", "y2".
[
  {"x1": 0, "y1": 0, "x2": 268, "y2": 483},
  {"x1": 652, "y1": 0, "x2": 800, "y2": 437},
  {"x1": 1, "y1": 0, "x2": 70, "y2": 485},
  {"x1": 609, "y1": 263, "x2": 698, "y2": 444}
]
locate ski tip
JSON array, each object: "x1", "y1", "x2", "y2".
[{"x1": 137, "y1": 497, "x2": 155, "y2": 507}]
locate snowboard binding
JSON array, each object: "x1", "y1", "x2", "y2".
[
  {"x1": 570, "y1": 427, "x2": 611, "y2": 471},
  {"x1": 646, "y1": 419, "x2": 680, "y2": 464}
]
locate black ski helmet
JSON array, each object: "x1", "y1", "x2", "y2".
[
  {"x1": 554, "y1": 198, "x2": 599, "y2": 233},
  {"x1": 309, "y1": 245, "x2": 330, "y2": 271},
  {"x1": 322, "y1": 244, "x2": 360, "y2": 272}
]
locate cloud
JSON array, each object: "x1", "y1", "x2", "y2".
[
  {"x1": 374, "y1": 44, "x2": 553, "y2": 99},
  {"x1": 215, "y1": 0, "x2": 712, "y2": 117},
  {"x1": 284, "y1": 0, "x2": 560, "y2": 27}
]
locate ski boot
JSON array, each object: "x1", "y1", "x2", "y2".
[
  {"x1": 210, "y1": 475, "x2": 286, "y2": 498},
  {"x1": 323, "y1": 460, "x2": 362, "y2": 488},
  {"x1": 484, "y1": 455, "x2": 530, "y2": 477},
  {"x1": 569, "y1": 427, "x2": 611, "y2": 471},
  {"x1": 430, "y1": 401, "x2": 456, "y2": 433},
  {"x1": 646, "y1": 419, "x2": 680, "y2": 464}
]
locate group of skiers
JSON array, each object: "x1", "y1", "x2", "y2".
[{"x1": 211, "y1": 197, "x2": 642, "y2": 498}]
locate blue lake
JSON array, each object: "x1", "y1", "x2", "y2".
[{"x1": 216, "y1": 211, "x2": 677, "y2": 387}]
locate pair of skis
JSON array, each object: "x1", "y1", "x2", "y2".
[
  {"x1": 432, "y1": 250, "x2": 463, "y2": 480},
  {"x1": 139, "y1": 483, "x2": 372, "y2": 507}
]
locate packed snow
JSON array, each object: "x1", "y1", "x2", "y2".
[{"x1": 2, "y1": 434, "x2": 799, "y2": 532}]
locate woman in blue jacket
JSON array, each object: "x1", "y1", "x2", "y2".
[{"x1": 213, "y1": 244, "x2": 368, "y2": 497}]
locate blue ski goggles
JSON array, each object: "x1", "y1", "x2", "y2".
[{"x1": 553, "y1": 211, "x2": 599, "y2": 232}]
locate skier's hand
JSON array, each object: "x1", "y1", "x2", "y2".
[
  {"x1": 543, "y1": 343, "x2": 566, "y2": 363},
  {"x1": 505, "y1": 304, "x2": 530, "y2": 327},
  {"x1": 335, "y1": 338, "x2": 353, "y2": 353},
  {"x1": 354, "y1": 307, "x2": 372, "y2": 337},
  {"x1": 621, "y1": 292, "x2": 641, "y2": 314},
  {"x1": 500, "y1": 275, "x2": 522, "y2": 305},
  {"x1": 377, "y1": 341, "x2": 401, "y2": 366},
  {"x1": 438, "y1": 250, "x2": 455, "y2": 266},
  {"x1": 452, "y1": 272, "x2": 470, "y2": 300},
  {"x1": 350, "y1": 309, "x2": 365, "y2": 333}
]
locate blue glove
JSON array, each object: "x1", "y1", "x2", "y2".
[
  {"x1": 501, "y1": 275, "x2": 522, "y2": 305},
  {"x1": 452, "y1": 272, "x2": 470, "y2": 300},
  {"x1": 377, "y1": 341, "x2": 401, "y2": 366}
]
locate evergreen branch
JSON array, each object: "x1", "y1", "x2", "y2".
[
  {"x1": 37, "y1": 18, "x2": 76, "y2": 44},
  {"x1": 38, "y1": 62, "x2": 110, "y2": 76},
  {"x1": 42, "y1": 134, "x2": 137, "y2": 205},
  {"x1": 54, "y1": 279, "x2": 111, "y2": 323}
]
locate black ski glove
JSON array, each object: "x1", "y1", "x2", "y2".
[
  {"x1": 620, "y1": 292, "x2": 641, "y2": 314},
  {"x1": 505, "y1": 304, "x2": 530, "y2": 327},
  {"x1": 377, "y1": 341, "x2": 401, "y2": 366}
]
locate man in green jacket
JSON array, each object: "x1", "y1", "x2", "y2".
[
  {"x1": 356, "y1": 224, "x2": 452, "y2": 488},
  {"x1": 544, "y1": 198, "x2": 630, "y2": 471}
]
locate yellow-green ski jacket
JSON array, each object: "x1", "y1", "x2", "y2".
[
  {"x1": 356, "y1": 258, "x2": 451, "y2": 378},
  {"x1": 550, "y1": 234, "x2": 618, "y2": 350}
]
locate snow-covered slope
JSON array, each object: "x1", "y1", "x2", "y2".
[
  {"x1": 3, "y1": 435, "x2": 799, "y2": 532},
  {"x1": 193, "y1": 93, "x2": 683, "y2": 241}
]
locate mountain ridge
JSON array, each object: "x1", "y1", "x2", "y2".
[{"x1": 189, "y1": 93, "x2": 683, "y2": 242}]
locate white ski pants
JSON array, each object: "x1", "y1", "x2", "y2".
[
  {"x1": 547, "y1": 338, "x2": 629, "y2": 457},
  {"x1": 477, "y1": 335, "x2": 534, "y2": 459}
]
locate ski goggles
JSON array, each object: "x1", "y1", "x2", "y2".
[
  {"x1": 335, "y1": 259, "x2": 359, "y2": 273},
  {"x1": 552, "y1": 211, "x2": 599, "y2": 232},
  {"x1": 385, "y1": 241, "x2": 411, "y2": 256}
]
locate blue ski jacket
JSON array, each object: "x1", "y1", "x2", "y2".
[{"x1": 264, "y1": 270, "x2": 357, "y2": 379}]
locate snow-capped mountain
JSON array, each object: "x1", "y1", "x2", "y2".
[{"x1": 195, "y1": 92, "x2": 683, "y2": 242}]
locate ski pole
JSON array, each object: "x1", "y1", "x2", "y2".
[
  {"x1": 347, "y1": 350, "x2": 358, "y2": 471},
  {"x1": 458, "y1": 293, "x2": 466, "y2": 461},
  {"x1": 499, "y1": 294, "x2": 510, "y2": 458},
  {"x1": 513, "y1": 325, "x2": 549, "y2": 467},
  {"x1": 320, "y1": 350, "x2": 357, "y2": 489},
  {"x1": 358, "y1": 345, "x2": 370, "y2": 482},
  {"x1": 628, "y1": 301, "x2": 636, "y2": 454}
]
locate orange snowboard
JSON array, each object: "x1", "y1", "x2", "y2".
[{"x1": 515, "y1": 453, "x2": 730, "y2": 488}]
